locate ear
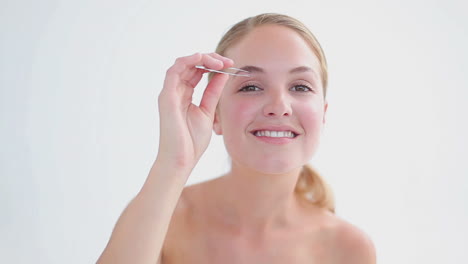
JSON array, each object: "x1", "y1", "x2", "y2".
[
  {"x1": 323, "y1": 101, "x2": 328, "y2": 125},
  {"x1": 213, "y1": 110, "x2": 223, "y2": 135}
]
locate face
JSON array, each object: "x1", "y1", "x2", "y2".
[{"x1": 214, "y1": 24, "x2": 328, "y2": 174}]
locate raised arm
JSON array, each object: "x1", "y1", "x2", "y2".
[{"x1": 96, "y1": 53, "x2": 233, "y2": 264}]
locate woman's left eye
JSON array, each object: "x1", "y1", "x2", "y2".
[
  {"x1": 239, "y1": 85, "x2": 262, "y2": 92},
  {"x1": 290, "y1": 85, "x2": 313, "y2": 92}
]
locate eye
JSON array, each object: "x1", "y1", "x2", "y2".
[
  {"x1": 290, "y1": 84, "x2": 313, "y2": 92},
  {"x1": 239, "y1": 85, "x2": 262, "y2": 92}
]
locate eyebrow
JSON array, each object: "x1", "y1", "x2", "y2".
[
  {"x1": 289, "y1": 66, "x2": 316, "y2": 76},
  {"x1": 234, "y1": 65, "x2": 318, "y2": 78},
  {"x1": 234, "y1": 65, "x2": 264, "y2": 75}
]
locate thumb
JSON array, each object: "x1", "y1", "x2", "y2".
[{"x1": 199, "y1": 73, "x2": 229, "y2": 119}]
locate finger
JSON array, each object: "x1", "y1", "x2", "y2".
[
  {"x1": 184, "y1": 56, "x2": 233, "y2": 89},
  {"x1": 164, "y1": 53, "x2": 220, "y2": 85},
  {"x1": 163, "y1": 54, "x2": 203, "y2": 91},
  {"x1": 199, "y1": 73, "x2": 229, "y2": 118},
  {"x1": 177, "y1": 53, "x2": 233, "y2": 88},
  {"x1": 208, "y1": 53, "x2": 234, "y2": 68},
  {"x1": 163, "y1": 52, "x2": 233, "y2": 97},
  {"x1": 176, "y1": 53, "x2": 224, "y2": 73},
  {"x1": 186, "y1": 69, "x2": 205, "y2": 88},
  {"x1": 200, "y1": 53, "x2": 226, "y2": 70}
]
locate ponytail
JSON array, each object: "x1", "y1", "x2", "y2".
[{"x1": 295, "y1": 164, "x2": 335, "y2": 213}]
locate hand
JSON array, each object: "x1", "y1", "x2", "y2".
[{"x1": 156, "y1": 52, "x2": 233, "y2": 170}]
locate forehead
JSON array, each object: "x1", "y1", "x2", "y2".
[{"x1": 224, "y1": 24, "x2": 320, "y2": 73}]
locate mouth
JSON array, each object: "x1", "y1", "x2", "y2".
[{"x1": 250, "y1": 130, "x2": 299, "y2": 138}]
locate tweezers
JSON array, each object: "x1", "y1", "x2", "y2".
[{"x1": 195, "y1": 65, "x2": 250, "y2": 77}]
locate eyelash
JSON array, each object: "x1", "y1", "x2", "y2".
[
  {"x1": 239, "y1": 85, "x2": 262, "y2": 92},
  {"x1": 291, "y1": 85, "x2": 313, "y2": 92},
  {"x1": 239, "y1": 84, "x2": 314, "y2": 93}
]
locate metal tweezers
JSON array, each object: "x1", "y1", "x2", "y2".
[{"x1": 195, "y1": 65, "x2": 250, "y2": 77}]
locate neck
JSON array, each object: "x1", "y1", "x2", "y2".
[{"x1": 211, "y1": 164, "x2": 305, "y2": 235}]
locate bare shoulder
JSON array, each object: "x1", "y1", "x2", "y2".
[
  {"x1": 164, "y1": 179, "x2": 213, "y2": 234},
  {"x1": 161, "y1": 182, "x2": 202, "y2": 259},
  {"x1": 327, "y1": 215, "x2": 377, "y2": 264},
  {"x1": 166, "y1": 182, "x2": 200, "y2": 228}
]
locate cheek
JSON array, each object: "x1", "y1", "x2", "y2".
[
  {"x1": 219, "y1": 99, "x2": 259, "y2": 157},
  {"x1": 296, "y1": 102, "x2": 324, "y2": 131},
  {"x1": 295, "y1": 101, "x2": 325, "y2": 160},
  {"x1": 222, "y1": 99, "x2": 258, "y2": 130}
]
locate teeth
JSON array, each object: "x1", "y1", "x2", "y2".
[{"x1": 254, "y1": 130, "x2": 295, "y2": 138}]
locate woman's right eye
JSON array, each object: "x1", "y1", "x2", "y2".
[{"x1": 239, "y1": 85, "x2": 261, "y2": 92}]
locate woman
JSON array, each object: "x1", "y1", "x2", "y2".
[{"x1": 97, "y1": 13, "x2": 376, "y2": 264}]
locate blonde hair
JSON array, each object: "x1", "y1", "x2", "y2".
[
  {"x1": 213, "y1": 13, "x2": 335, "y2": 213},
  {"x1": 213, "y1": 13, "x2": 328, "y2": 98}
]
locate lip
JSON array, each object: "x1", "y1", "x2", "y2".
[
  {"x1": 250, "y1": 133, "x2": 296, "y2": 145},
  {"x1": 249, "y1": 125, "x2": 301, "y2": 136},
  {"x1": 248, "y1": 125, "x2": 301, "y2": 145}
]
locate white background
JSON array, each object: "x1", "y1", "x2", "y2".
[{"x1": 1, "y1": 0, "x2": 467, "y2": 263}]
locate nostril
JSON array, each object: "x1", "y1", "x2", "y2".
[{"x1": 267, "y1": 112, "x2": 290, "y2": 116}]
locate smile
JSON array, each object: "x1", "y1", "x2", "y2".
[{"x1": 252, "y1": 130, "x2": 298, "y2": 138}]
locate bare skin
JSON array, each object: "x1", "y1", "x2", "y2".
[
  {"x1": 97, "y1": 24, "x2": 376, "y2": 264},
  {"x1": 159, "y1": 25, "x2": 376, "y2": 264},
  {"x1": 160, "y1": 177, "x2": 374, "y2": 264}
]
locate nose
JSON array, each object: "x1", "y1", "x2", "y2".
[{"x1": 262, "y1": 91, "x2": 292, "y2": 117}]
